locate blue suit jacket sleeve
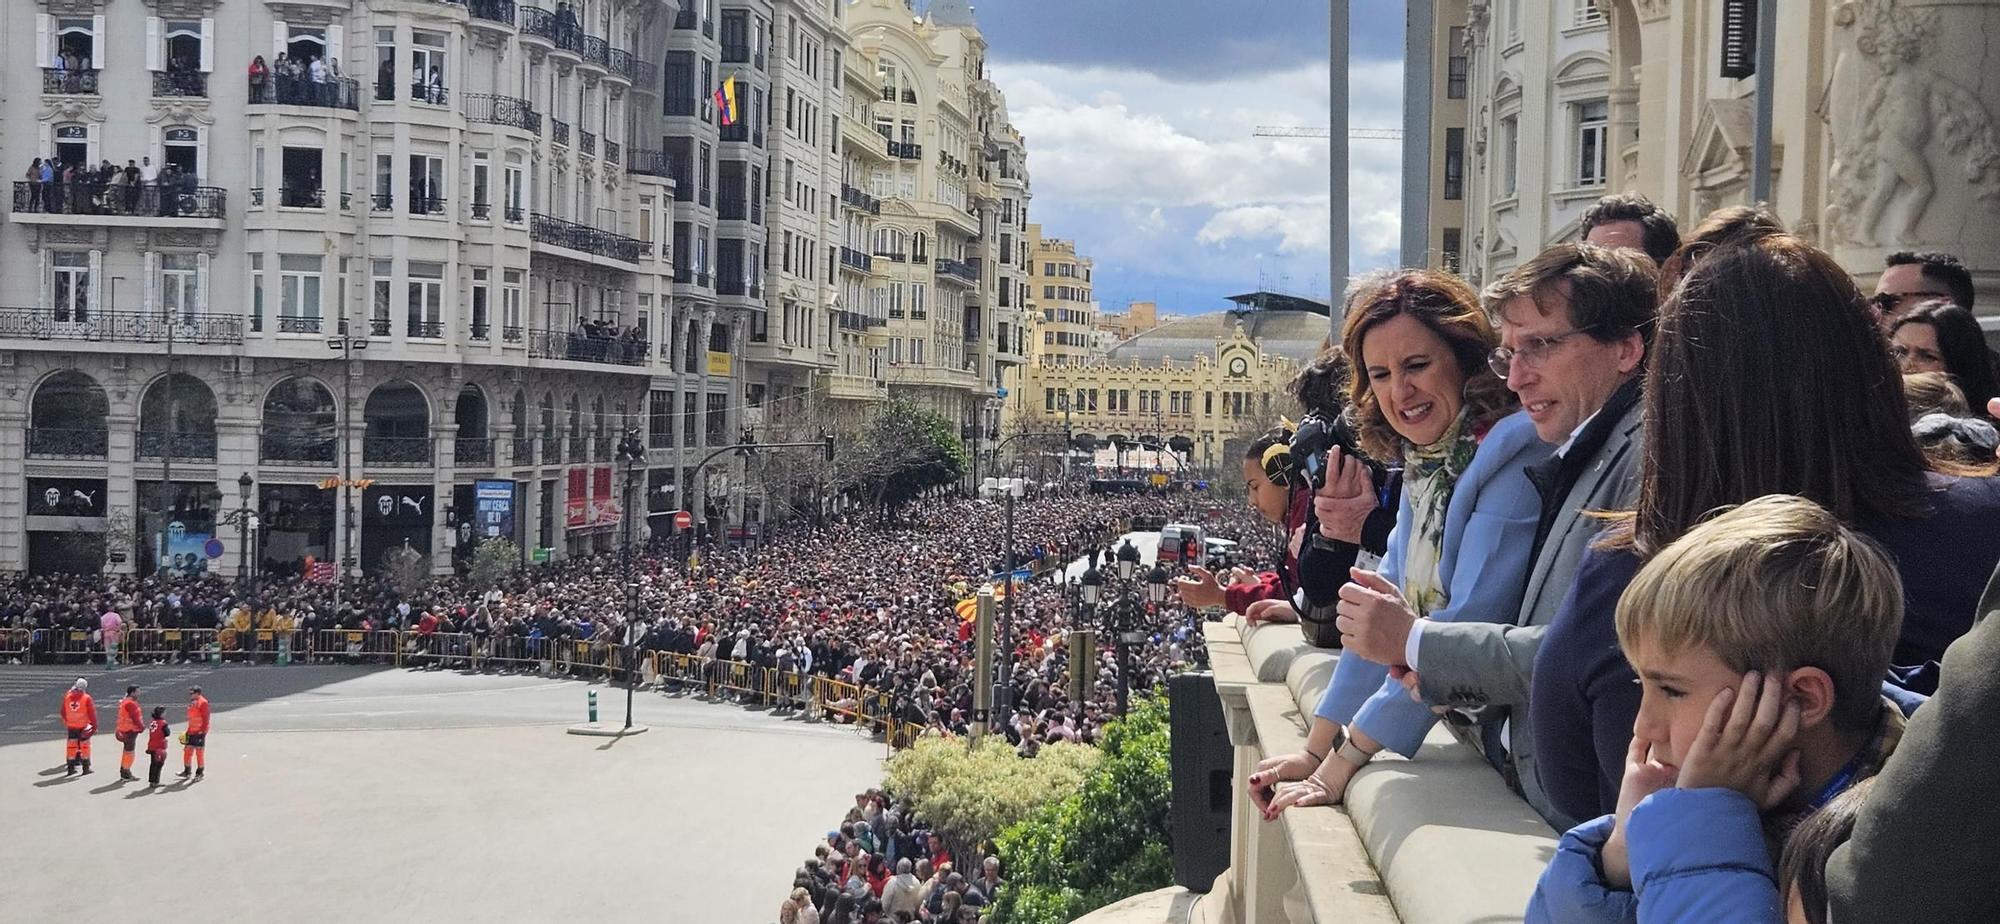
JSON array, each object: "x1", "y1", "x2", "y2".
[
  {"x1": 1628, "y1": 788, "x2": 1782, "y2": 924},
  {"x1": 1313, "y1": 490, "x2": 1411, "y2": 726},
  {"x1": 1525, "y1": 814, "x2": 1638, "y2": 924},
  {"x1": 1352, "y1": 413, "x2": 1548, "y2": 756}
]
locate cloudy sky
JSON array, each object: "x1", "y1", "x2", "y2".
[{"x1": 963, "y1": 0, "x2": 1406, "y2": 315}]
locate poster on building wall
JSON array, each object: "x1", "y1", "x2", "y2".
[
  {"x1": 474, "y1": 480, "x2": 516, "y2": 540},
  {"x1": 590, "y1": 465, "x2": 620, "y2": 527},
  {"x1": 566, "y1": 467, "x2": 588, "y2": 529},
  {"x1": 158, "y1": 525, "x2": 213, "y2": 578}
]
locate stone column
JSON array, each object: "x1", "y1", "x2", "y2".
[
  {"x1": 433, "y1": 420, "x2": 459, "y2": 576},
  {"x1": 105, "y1": 413, "x2": 139, "y2": 577},
  {"x1": 693, "y1": 306, "x2": 716, "y2": 534},
  {"x1": 0, "y1": 410, "x2": 25, "y2": 573}
]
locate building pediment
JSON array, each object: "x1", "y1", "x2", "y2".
[{"x1": 1681, "y1": 96, "x2": 1781, "y2": 184}]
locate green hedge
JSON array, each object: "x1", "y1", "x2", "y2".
[
  {"x1": 883, "y1": 734, "x2": 1100, "y2": 853},
  {"x1": 991, "y1": 698, "x2": 1175, "y2": 924}
]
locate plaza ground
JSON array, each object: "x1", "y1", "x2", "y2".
[{"x1": 0, "y1": 664, "x2": 886, "y2": 922}]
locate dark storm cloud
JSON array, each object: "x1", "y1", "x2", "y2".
[{"x1": 963, "y1": 0, "x2": 1404, "y2": 78}]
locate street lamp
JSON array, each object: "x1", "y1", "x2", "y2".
[
  {"x1": 236, "y1": 473, "x2": 253, "y2": 589},
  {"x1": 980, "y1": 475, "x2": 1026, "y2": 715},
  {"x1": 616, "y1": 427, "x2": 647, "y2": 731},
  {"x1": 1115, "y1": 538, "x2": 1140, "y2": 580},
  {"x1": 327, "y1": 317, "x2": 370, "y2": 614}
]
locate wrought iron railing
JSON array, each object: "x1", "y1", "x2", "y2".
[
  {"x1": 43, "y1": 68, "x2": 99, "y2": 95},
  {"x1": 889, "y1": 142, "x2": 923, "y2": 160},
  {"x1": 12, "y1": 182, "x2": 226, "y2": 219},
  {"x1": 505, "y1": 205, "x2": 525, "y2": 223},
  {"x1": 840, "y1": 247, "x2": 873, "y2": 273},
  {"x1": 249, "y1": 75, "x2": 360, "y2": 110},
  {"x1": 409, "y1": 196, "x2": 448, "y2": 216},
  {"x1": 455, "y1": 437, "x2": 495, "y2": 465},
  {"x1": 27, "y1": 428, "x2": 109, "y2": 459},
  {"x1": 260, "y1": 432, "x2": 336, "y2": 464},
  {"x1": 580, "y1": 130, "x2": 597, "y2": 156},
  {"x1": 524, "y1": 327, "x2": 650, "y2": 366},
  {"x1": 674, "y1": 6, "x2": 696, "y2": 28},
  {"x1": 610, "y1": 48, "x2": 636, "y2": 81},
  {"x1": 604, "y1": 140, "x2": 621, "y2": 164},
  {"x1": 153, "y1": 71, "x2": 208, "y2": 98},
  {"x1": 529, "y1": 213, "x2": 643, "y2": 263},
  {"x1": 841, "y1": 184, "x2": 882, "y2": 214},
  {"x1": 503, "y1": 325, "x2": 524, "y2": 342},
  {"x1": 465, "y1": 93, "x2": 541, "y2": 133},
  {"x1": 467, "y1": 0, "x2": 516, "y2": 25},
  {"x1": 552, "y1": 118, "x2": 570, "y2": 147},
  {"x1": 519, "y1": 6, "x2": 558, "y2": 42},
  {"x1": 625, "y1": 148, "x2": 673, "y2": 179},
  {"x1": 279, "y1": 187, "x2": 326, "y2": 208},
  {"x1": 371, "y1": 193, "x2": 394, "y2": 212},
  {"x1": 937, "y1": 258, "x2": 981, "y2": 283},
  {"x1": 582, "y1": 35, "x2": 610, "y2": 68},
  {"x1": 137, "y1": 431, "x2": 219, "y2": 462},
  {"x1": 512, "y1": 437, "x2": 535, "y2": 465},
  {"x1": 278, "y1": 316, "x2": 323, "y2": 334},
  {"x1": 470, "y1": 201, "x2": 491, "y2": 220},
  {"x1": 407, "y1": 319, "x2": 444, "y2": 339},
  {"x1": 470, "y1": 321, "x2": 491, "y2": 339},
  {"x1": 0, "y1": 308, "x2": 243, "y2": 345},
  {"x1": 594, "y1": 436, "x2": 612, "y2": 460},
  {"x1": 634, "y1": 59, "x2": 658, "y2": 90},
  {"x1": 364, "y1": 436, "x2": 433, "y2": 467},
  {"x1": 542, "y1": 435, "x2": 561, "y2": 461},
  {"x1": 721, "y1": 120, "x2": 750, "y2": 143}
]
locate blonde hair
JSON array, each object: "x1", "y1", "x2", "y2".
[
  {"x1": 1615, "y1": 494, "x2": 1903, "y2": 733},
  {"x1": 1902, "y1": 371, "x2": 1969, "y2": 420}
]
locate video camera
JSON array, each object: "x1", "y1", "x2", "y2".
[{"x1": 1290, "y1": 411, "x2": 1383, "y2": 491}]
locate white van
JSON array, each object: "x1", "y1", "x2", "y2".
[{"x1": 1157, "y1": 523, "x2": 1204, "y2": 564}]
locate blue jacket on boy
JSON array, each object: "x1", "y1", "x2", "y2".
[{"x1": 1527, "y1": 788, "x2": 1782, "y2": 924}]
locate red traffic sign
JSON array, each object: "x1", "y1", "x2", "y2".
[{"x1": 673, "y1": 510, "x2": 694, "y2": 529}]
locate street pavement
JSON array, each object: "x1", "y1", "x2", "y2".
[{"x1": 0, "y1": 664, "x2": 886, "y2": 922}]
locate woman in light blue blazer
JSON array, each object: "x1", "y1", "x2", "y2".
[{"x1": 1255, "y1": 269, "x2": 1549, "y2": 817}]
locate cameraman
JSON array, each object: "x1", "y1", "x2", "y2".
[{"x1": 1291, "y1": 349, "x2": 1403, "y2": 638}]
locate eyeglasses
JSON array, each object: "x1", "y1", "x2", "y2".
[
  {"x1": 1870, "y1": 291, "x2": 1950, "y2": 315},
  {"x1": 1486, "y1": 326, "x2": 1598, "y2": 378}
]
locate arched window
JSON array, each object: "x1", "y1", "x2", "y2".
[
  {"x1": 28, "y1": 370, "x2": 109, "y2": 458},
  {"x1": 140, "y1": 372, "x2": 218, "y2": 460},
  {"x1": 363, "y1": 380, "x2": 431, "y2": 465},
  {"x1": 260, "y1": 375, "x2": 336, "y2": 463}
]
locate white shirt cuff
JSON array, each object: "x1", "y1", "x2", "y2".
[{"x1": 1404, "y1": 619, "x2": 1425, "y2": 671}]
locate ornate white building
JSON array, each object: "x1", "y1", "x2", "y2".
[{"x1": 1457, "y1": 0, "x2": 1614, "y2": 285}]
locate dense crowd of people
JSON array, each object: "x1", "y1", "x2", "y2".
[
  {"x1": 20, "y1": 155, "x2": 203, "y2": 217},
  {"x1": 1199, "y1": 193, "x2": 2000, "y2": 923},
  {"x1": 780, "y1": 788, "x2": 1007, "y2": 924}
]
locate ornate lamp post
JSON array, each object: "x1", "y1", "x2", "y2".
[{"x1": 616, "y1": 427, "x2": 647, "y2": 730}]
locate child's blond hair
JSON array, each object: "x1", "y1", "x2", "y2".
[{"x1": 1615, "y1": 494, "x2": 1902, "y2": 732}]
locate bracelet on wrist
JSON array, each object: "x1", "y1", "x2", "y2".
[{"x1": 1335, "y1": 737, "x2": 1375, "y2": 769}]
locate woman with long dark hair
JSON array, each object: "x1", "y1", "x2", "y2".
[
  {"x1": 1255, "y1": 269, "x2": 1548, "y2": 816},
  {"x1": 1529, "y1": 229, "x2": 2000, "y2": 826},
  {"x1": 1890, "y1": 300, "x2": 1999, "y2": 419}
]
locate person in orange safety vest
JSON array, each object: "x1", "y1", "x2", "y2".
[
  {"x1": 178, "y1": 686, "x2": 210, "y2": 779},
  {"x1": 116, "y1": 685, "x2": 143, "y2": 781},
  {"x1": 61, "y1": 678, "x2": 96, "y2": 776}
]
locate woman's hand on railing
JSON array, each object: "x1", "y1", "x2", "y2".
[{"x1": 1247, "y1": 749, "x2": 1318, "y2": 815}]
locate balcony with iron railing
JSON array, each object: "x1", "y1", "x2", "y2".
[
  {"x1": 275, "y1": 316, "x2": 324, "y2": 334},
  {"x1": 137, "y1": 431, "x2": 220, "y2": 462},
  {"x1": 470, "y1": 201, "x2": 491, "y2": 220},
  {"x1": 455, "y1": 436, "x2": 495, "y2": 466},
  {"x1": 936, "y1": 256, "x2": 984, "y2": 282},
  {"x1": 632, "y1": 58, "x2": 657, "y2": 90},
  {"x1": 369, "y1": 318, "x2": 393, "y2": 337},
  {"x1": 408, "y1": 319, "x2": 444, "y2": 339},
  {"x1": 364, "y1": 436, "x2": 434, "y2": 467},
  {"x1": 723, "y1": 44, "x2": 752, "y2": 64},
  {"x1": 552, "y1": 118, "x2": 570, "y2": 147},
  {"x1": 520, "y1": 6, "x2": 558, "y2": 42},
  {"x1": 258, "y1": 432, "x2": 335, "y2": 465},
  {"x1": 465, "y1": 93, "x2": 541, "y2": 134},
  {"x1": 542, "y1": 435, "x2": 561, "y2": 462},
  {"x1": 43, "y1": 68, "x2": 99, "y2": 95},
  {"x1": 0, "y1": 308, "x2": 244, "y2": 345},
  {"x1": 609, "y1": 48, "x2": 635, "y2": 82},
  {"x1": 841, "y1": 184, "x2": 883, "y2": 214},
  {"x1": 512, "y1": 436, "x2": 536, "y2": 465},
  {"x1": 626, "y1": 148, "x2": 672, "y2": 179},
  {"x1": 27, "y1": 428, "x2": 110, "y2": 460},
  {"x1": 468, "y1": 0, "x2": 516, "y2": 25},
  {"x1": 604, "y1": 140, "x2": 621, "y2": 164},
  {"x1": 250, "y1": 75, "x2": 360, "y2": 110},
  {"x1": 839, "y1": 247, "x2": 873, "y2": 273},
  {"x1": 410, "y1": 83, "x2": 451, "y2": 106},
  {"x1": 12, "y1": 183, "x2": 226, "y2": 223},
  {"x1": 580, "y1": 130, "x2": 597, "y2": 156},
  {"x1": 152, "y1": 71, "x2": 207, "y2": 99},
  {"x1": 889, "y1": 141, "x2": 923, "y2": 160},
  {"x1": 530, "y1": 213, "x2": 643, "y2": 264},
  {"x1": 582, "y1": 35, "x2": 610, "y2": 69}
]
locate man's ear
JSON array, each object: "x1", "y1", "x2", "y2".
[{"x1": 1782, "y1": 666, "x2": 1838, "y2": 730}]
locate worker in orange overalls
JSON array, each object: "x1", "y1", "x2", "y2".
[
  {"x1": 61, "y1": 678, "x2": 96, "y2": 776},
  {"x1": 115, "y1": 685, "x2": 144, "y2": 781},
  {"x1": 178, "y1": 686, "x2": 210, "y2": 779}
]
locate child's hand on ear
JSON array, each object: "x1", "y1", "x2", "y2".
[{"x1": 1677, "y1": 670, "x2": 1804, "y2": 810}]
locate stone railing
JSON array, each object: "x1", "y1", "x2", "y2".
[{"x1": 1197, "y1": 616, "x2": 1555, "y2": 924}]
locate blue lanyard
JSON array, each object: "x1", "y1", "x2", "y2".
[{"x1": 1810, "y1": 756, "x2": 1863, "y2": 811}]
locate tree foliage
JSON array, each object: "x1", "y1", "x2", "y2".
[
  {"x1": 882, "y1": 734, "x2": 1099, "y2": 853},
  {"x1": 467, "y1": 538, "x2": 521, "y2": 593},
  {"x1": 849, "y1": 399, "x2": 969, "y2": 515},
  {"x1": 991, "y1": 697, "x2": 1176, "y2": 924},
  {"x1": 380, "y1": 545, "x2": 430, "y2": 598}
]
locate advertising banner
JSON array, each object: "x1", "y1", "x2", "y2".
[
  {"x1": 158, "y1": 524, "x2": 213, "y2": 577},
  {"x1": 566, "y1": 467, "x2": 588, "y2": 529},
  {"x1": 474, "y1": 480, "x2": 516, "y2": 541},
  {"x1": 591, "y1": 465, "x2": 620, "y2": 527}
]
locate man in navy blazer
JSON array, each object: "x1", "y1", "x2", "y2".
[{"x1": 1333, "y1": 243, "x2": 1660, "y2": 829}]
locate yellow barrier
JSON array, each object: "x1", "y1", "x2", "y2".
[
  {"x1": 123, "y1": 628, "x2": 221, "y2": 662},
  {"x1": 0, "y1": 628, "x2": 29, "y2": 659}
]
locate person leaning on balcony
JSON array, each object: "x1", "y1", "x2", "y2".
[
  {"x1": 1254, "y1": 268, "x2": 1550, "y2": 818},
  {"x1": 1301, "y1": 244, "x2": 1654, "y2": 830}
]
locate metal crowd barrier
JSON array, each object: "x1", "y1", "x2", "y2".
[{"x1": 0, "y1": 628, "x2": 30, "y2": 660}]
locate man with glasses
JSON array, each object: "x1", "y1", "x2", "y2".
[
  {"x1": 1873, "y1": 250, "x2": 1975, "y2": 328},
  {"x1": 1332, "y1": 242, "x2": 1658, "y2": 829}
]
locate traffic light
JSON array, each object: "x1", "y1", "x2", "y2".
[{"x1": 1067, "y1": 629, "x2": 1098, "y2": 704}]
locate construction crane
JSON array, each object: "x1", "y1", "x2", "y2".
[{"x1": 1254, "y1": 126, "x2": 1404, "y2": 140}]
